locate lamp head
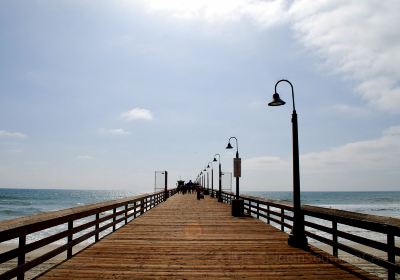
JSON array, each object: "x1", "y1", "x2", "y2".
[
  {"x1": 213, "y1": 157, "x2": 217, "y2": 162},
  {"x1": 207, "y1": 164, "x2": 210, "y2": 168},
  {"x1": 203, "y1": 169, "x2": 206, "y2": 172},
  {"x1": 268, "y1": 93, "x2": 286, "y2": 106},
  {"x1": 226, "y1": 142, "x2": 233, "y2": 149}
]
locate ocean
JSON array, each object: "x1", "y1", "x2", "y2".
[
  {"x1": 0, "y1": 188, "x2": 398, "y2": 244},
  {"x1": 1, "y1": 189, "x2": 399, "y2": 221},
  {"x1": 245, "y1": 191, "x2": 400, "y2": 218},
  {"x1": 0, "y1": 188, "x2": 136, "y2": 221}
]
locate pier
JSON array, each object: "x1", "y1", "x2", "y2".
[{"x1": 0, "y1": 190, "x2": 399, "y2": 279}]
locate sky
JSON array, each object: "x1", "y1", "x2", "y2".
[{"x1": 0, "y1": 0, "x2": 399, "y2": 192}]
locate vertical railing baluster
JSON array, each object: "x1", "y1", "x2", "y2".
[
  {"x1": 387, "y1": 226, "x2": 395, "y2": 280},
  {"x1": 249, "y1": 200, "x2": 252, "y2": 216},
  {"x1": 141, "y1": 199, "x2": 145, "y2": 215},
  {"x1": 267, "y1": 205, "x2": 270, "y2": 224},
  {"x1": 332, "y1": 221, "x2": 338, "y2": 257},
  {"x1": 257, "y1": 202, "x2": 260, "y2": 219},
  {"x1": 280, "y1": 209, "x2": 284, "y2": 231},
  {"x1": 17, "y1": 234, "x2": 26, "y2": 280},
  {"x1": 95, "y1": 213, "x2": 99, "y2": 242},
  {"x1": 67, "y1": 220, "x2": 73, "y2": 259},
  {"x1": 113, "y1": 208, "x2": 116, "y2": 232},
  {"x1": 134, "y1": 201, "x2": 137, "y2": 218},
  {"x1": 125, "y1": 204, "x2": 128, "y2": 225}
]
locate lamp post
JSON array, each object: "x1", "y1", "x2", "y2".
[
  {"x1": 226, "y1": 136, "x2": 243, "y2": 216},
  {"x1": 207, "y1": 161, "x2": 214, "y2": 197},
  {"x1": 213, "y1": 154, "x2": 222, "y2": 202},
  {"x1": 204, "y1": 168, "x2": 210, "y2": 195},
  {"x1": 268, "y1": 79, "x2": 308, "y2": 249}
]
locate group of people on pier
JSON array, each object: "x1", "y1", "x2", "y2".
[{"x1": 176, "y1": 180, "x2": 204, "y2": 200}]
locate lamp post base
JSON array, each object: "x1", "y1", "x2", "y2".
[
  {"x1": 217, "y1": 191, "x2": 223, "y2": 202},
  {"x1": 232, "y1": 199, "x2": 244, "y2": 217},
  {"x1": 210, "y1": 191, "x2": 214, "y2": 198},
  {"x1": 288, "y1": 234, "x2": 308, "y2": 250},
  {"x1": 204, "y1": 189, "x2": 210, "y2": 195}
]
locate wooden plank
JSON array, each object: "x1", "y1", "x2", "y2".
[{"x1": 37, "y1": 194, "x2": 378, "y2": 280}]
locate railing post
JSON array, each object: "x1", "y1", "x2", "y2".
[
  {"x1": 332, "y1": 221, "x2": 338, "y2": 257},
  {"x1": 113, "y1": 208, "x2": 116, "y2": 232},
  {"x1": 134, "y1": 201, "x2": 137, "y2": 218},
  {"x1": 281, "y1": 209, "x2": 284, "y2": 231},
  {"x1": 17, "y1": 234, "x2": 26, "y2": 280},
  {"x1": 95, "y1": 213, "x2": 100, "y2": 242},
  {"x1": 249, "y1": 201, "x2": 252, "y2": 216},
  {"x1": 257, "y1": 202, "x2": 259, "y2": 219},
  {"x1": 125, "y1": 204, "x2": 128, "y2": 225},
  {"x1": 267, "y1": 205, "x2": 270, "y2": 224},
  {"x1": 387, "y1": 226, "x2": 395, "y2": 280},
  {"x1": 67, "y1": 220, "x2": 73, "y2": 259},
  {"x1": 140, "y1": 199, "x2": 145, "y2": 215}
]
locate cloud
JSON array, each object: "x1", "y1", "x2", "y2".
[
  {"x1": 138, "y1": 0, "x2": 400, "y2": 113},
  {"x1": 99, "y1": 128, "x2": 131, "y2": 136},
  {"x1": 138, "y1": 0, "x2": 288, "y2": 26},
  {"x1": 244, "y1": 125, "x2": 400, "y2": 189},
  {"x1": 289, "y1": 0, "x2": 400, "y2": 112},
  {"x1": 330, "y1": 104, "x2": 370, "y2": 117},
  {"x1": 76, "y1": 155, "x2": 93, "y2": 160},
  {"x1": 120, "y1": 108, "x2": 154, "y2": 121},
  {"x1": 0, "y1": 130, "x2": 27, "y2": 139}
]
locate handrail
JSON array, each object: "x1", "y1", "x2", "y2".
[
  {"x1": 0, "y1": 188, "x2": 177, "y2": 280},
  {"x1": 214, "y1": 190, "x2": 400, "y2": 280}
]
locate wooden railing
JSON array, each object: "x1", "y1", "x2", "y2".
[
  {"x1": 215, "y1": 190, "x2": 400, "y2": 280},
  {"x1": 0, "y1": 189, "x2": 177, "y2": 280}
]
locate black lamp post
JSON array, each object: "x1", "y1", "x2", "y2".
[
  {"x1": 226, "y1": 136, "x2": 243, "y2": 216},
  {"x1": 213, "y1": 154, "x2": 222, "y2": 202},
  {"x1": 207, "y1": 161, "x2": 214, "y2": 197},
  {"x1": 268, "y1": 79, "x2": 308, "y2": 249}
]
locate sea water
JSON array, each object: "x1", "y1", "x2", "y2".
[
  {"x1": 246, "y1": 191, "x2": 400, "y2": 243},
  {"x1": 0, "y1": 188, "x2": 137, "y2": 245},
  {"x1": 0, "y1": 188, "x2": 136, "y2": 221},
  {"x1": 0, "y1": 189, "x2": 398, "y2": 244},
  {"x1": 245, "y1": 191, "x2": 400, "y2": 218}
]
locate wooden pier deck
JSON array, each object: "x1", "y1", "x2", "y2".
[{"x1": 37, "y1": 194, "x2": 376, "y2": 279}]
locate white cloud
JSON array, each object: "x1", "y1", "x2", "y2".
[
  {"x1": 0, "y1": 130, "x2": 27, "y2": 139},
  {"x1": 138, "y1": 0, "x2": 400, "y2": 113},
  {"x1": 76, "y1": 155, "x2": 93, "y2": 160},
  {"x1": 138, "y1": 0, "x2": 288, "y2": 27},
  {"x1": 289, "y1": 0, "x2": 400, "y2": 112},
  {"x1": 330, "y1": 104, "x2": 370, "y2": 117},
  {"x1": 121, "y1": 107, "x2": 154, "y2": 121},
  {"x1": 99, "y1": 128, "x2": 131, "y2": 135},
  {"x1": 243, "y1": 125, "x2": 400, "y2": 189}
]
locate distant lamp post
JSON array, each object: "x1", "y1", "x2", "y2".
[
  {"x1": 226, "y1": 136, "x2": 243, "y2": 217},
  {"x1": 204, "y1": 167, "x2": 210, "y2": 195},
  {"x1": 213, "y1": 154, "x2": 222, "y2": 202},
  {"x1": 268, "y1": 79, "x2": 308, "y2": 249},
  {"x1": 207, "y1": 161, "x2": 214, "y2": 197}
]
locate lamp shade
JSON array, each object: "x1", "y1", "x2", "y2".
[
  {"x1": 207, "y1": 164, "x2": 210, "y2": 168},
  {"x1": 213, "y1": 157, "x2": 217, "y2": 162},
  {"x1": 268, "y1": 93, "x2": 286, "y2": 106},
  {"x1": 226, "y1": 142, "x2": 233, "y2": 149}
]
